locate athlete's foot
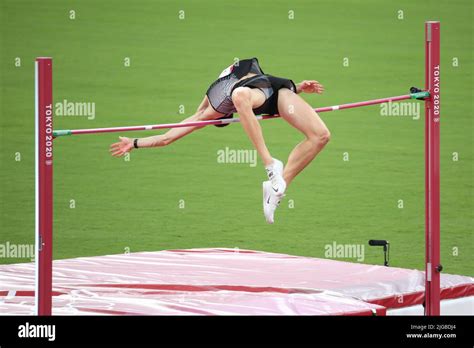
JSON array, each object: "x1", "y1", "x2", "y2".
[
  {"x1": 265, "y1": 158, "x2": 287, "y2": 197},
  {"x1": 263, "y1": 180, "x2": 284, "y2": 224}
]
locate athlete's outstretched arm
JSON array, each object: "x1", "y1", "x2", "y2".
[{"x1": 109, "y1": 96, "x2": 221, "y2": 157}]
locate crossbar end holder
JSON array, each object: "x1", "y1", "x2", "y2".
[{"x1": 410, "y1": 87, "x2": 430, "y2": 100}]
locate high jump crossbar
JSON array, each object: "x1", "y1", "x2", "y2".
[
  {"x1": 51, "y1": 92, "x2": 429, "y2": 137},
  {"x1": 35, "y1": 21, "x2": 441, "y2": 316}
]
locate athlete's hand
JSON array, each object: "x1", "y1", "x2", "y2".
[
  {"x1": 297, "y1": 80, "x2": 324, "y2": 94},
  {"x1": 109, "y1": 136, "x2": 134, "y2": 157}
]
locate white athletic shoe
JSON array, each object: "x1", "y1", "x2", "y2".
[
  {"x1": 263, "y1": 180, "x2": 284, "y2": 224},
  {"x1": 265, "y1": 158, "x2": 286, "y2": 198}
]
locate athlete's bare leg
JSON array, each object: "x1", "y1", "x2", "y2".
[
  {"x1": 277, "y1": 88, "x2": 330, "y2": 186},
  {"x1": 231, "y1": 87, "x2": 273, "y2": 166}
]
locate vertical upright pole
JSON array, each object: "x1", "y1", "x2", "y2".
[
  {"x1": 35, "y1": 57, "x2": 53, "y2": 316},
  {"x1": 424, "y1": 22, "x2": 441, "y2": 315}
]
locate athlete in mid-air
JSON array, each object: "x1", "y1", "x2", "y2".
[{"x1": 109, "y1": 58, "x2": 330, "y2": 223}]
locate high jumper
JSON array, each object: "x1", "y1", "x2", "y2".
[{"x1": 109, "y1": 57, "x2": 329, "y2": 224}]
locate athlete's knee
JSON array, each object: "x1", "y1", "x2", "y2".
[
  {"x1": 232, "y1": 87, "x2": 252, "y2": 108},
  {"x1": 308, "y1": 128, "x2": 331, "y2": 148},
  {"x1": 319, "y1": 129, "x2": 331, "y2": 145}
]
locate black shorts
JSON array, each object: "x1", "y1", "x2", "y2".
[
  {"x1": 207, "y1": 73, "x2": 296, "y2": 116},
  {"x1": 232, "y1": 74, "x2": 296, "y2": 115}
]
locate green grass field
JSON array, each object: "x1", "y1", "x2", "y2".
[{"x1": 1, "y1": 0, "x2": 472, "y2": 276}]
